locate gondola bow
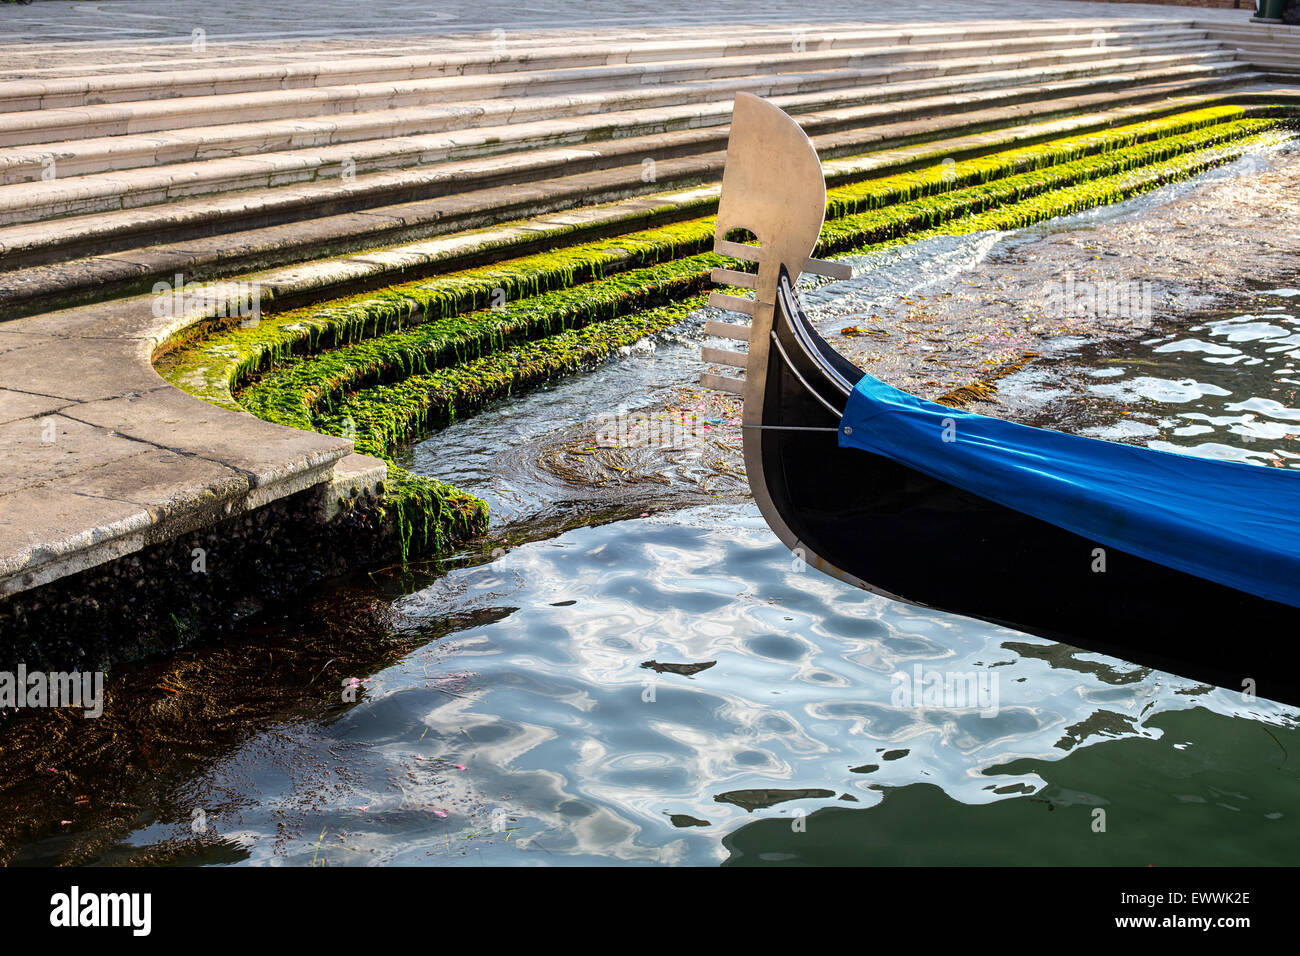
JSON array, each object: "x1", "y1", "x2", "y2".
[{"x1": 703, "y1": 93, "x2": 1300, "y2": 706}]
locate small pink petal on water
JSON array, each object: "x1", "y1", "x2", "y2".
[
  {"x1": 433, "y1": 810, "x2": 448, "y2": 818},
  {"x1": 455, "y1": 765, "x2": 466, "y2": 771}
]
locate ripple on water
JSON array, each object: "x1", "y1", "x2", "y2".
[
  {"x1": 1000, "y1": 295, "x2": 1300, "y2": 469},
  {"x1": 144, "y1": 502, "x2": 1298, "y2": 866}
]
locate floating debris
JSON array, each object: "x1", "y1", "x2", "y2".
[
  {"x1": 713, "y1": 788, "x2": 837, "y2": 813},
  {"x1": 640, "y1": 660, "x2": 717, "y2": 676},
  {"x1": 668, "y1": 814, "x2": 711, "y2": 828}
]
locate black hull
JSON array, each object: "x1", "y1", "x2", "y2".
[{"x1": 760, "y1": 274, "x2": 1300, "y2": 707}]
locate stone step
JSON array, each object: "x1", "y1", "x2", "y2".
[
  {"x1": 1251, "y1": 57, "x2": 1300, "y2": 75},
  {"x1": 0, "y1": 322, "x2": 355, "y2": 602},
  {"x1": 0, "y1": 18, "x2": 1194, "y2": 82},
  {"x1": 0, "y1": 19, "x2": 1200, "y2": 110},
  {"x1": 0, "y1": 38, "x2": 1229, "y2": 184},
  {"x1": 1194, "y1": 20, "x2": 1300, "y2": 73},
  {"x1": 0, "y1": 75, "x2": 1275, "y2": 320},
  {"x1": 1195, "y1": 21, "x2": 1300, "y2": 42},
  {"x1": 1210, "y1": 38, "x2": 1300, "y2": 56},
  {"x1": 0, "y1": 35, "x2": 1228, "y2": 148},
  {"x1": 0, "y1": 55, "x2": 1250, "y2": 226}
]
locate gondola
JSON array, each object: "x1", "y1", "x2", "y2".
[{"x1": 703, "y1": 93, "x2": 1300, "y2": 707}]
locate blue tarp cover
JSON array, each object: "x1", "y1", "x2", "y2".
[{"x1": 838, "y1": 373, "x2": 1300, "y2": 609}]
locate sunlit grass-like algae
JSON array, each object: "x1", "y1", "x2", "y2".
[{"x1": 159, "y1": 107, "x2": 1298, "y2": 565}]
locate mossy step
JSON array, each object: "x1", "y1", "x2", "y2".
[
  {"x1": 211, "y1": 123, "x2": 1289, "y2": 565},
  {"x1": 320, "y1": 297, "x2": 701, "y2": 561},
  {"x1": 293, "y1": 128, "x2": 1278, "y2": 562},
  {"x1": 235, "y1": 116, "x2": 1285, "y2": 418},
  {"x1": 327, "y1": 295, "x2": 706, "y2": 455},
  {"x1": 1, "y1": 75, "x2": 1275, "y2": 324},
  {"x1": 359, "y1": 133, "x2": 1281, "y2": 444},
  {"x1": 163, "y1": 106, "x2": 1292, "y2": 416},
  {"x1": 236, "y1": 257, "x2": 723, "y2": 430},
  {"x1": 2, "y1": 77, "x2": 1275, "y2": 322}
]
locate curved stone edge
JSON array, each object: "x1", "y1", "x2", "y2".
[{"x1": 0, "y1": 296, "x2": 358, "y2": 598}]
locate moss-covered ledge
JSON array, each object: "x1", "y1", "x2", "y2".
[
  {"x1": 159, "y1": 107, "x2": 1297, "y2": 568},
  {"x1": 159, "y1": 105, "x2": 1292, "y2": 415}
]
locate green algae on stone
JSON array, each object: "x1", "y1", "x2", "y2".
[
  {"x1": 292, "y1": 130, "x2": 1288, "y2": 470},
  {"x1": 313, "y1": 297, "x2": 706, "y2": 460},
  {"x1": 381, "y1": 468, "x2": 488, "y2": 564},
  {"x1": 822, "y1": 111, "x2": 1280, "y2": 220},
  {"x1": 160, "y1": 219, "x2": 722, "y2": 410},
  {"x1": 860, "y1": 130, "x2": 1289, "y2": 255},
  {"x1": 817, "y1": 125, "x2": 1293, "y2": 257},
  {"x1": 161, "y1": 107, "x2": 1293, "y2": 415},
  {"x1": 156, "y1": 106, "x2": 1297, "y2": 566},
  {"x1": 219, "y1": 115, "x2": 1288, "y2": 423},
  {"x1": 236, "y1": 257, "x2": 726, "y2": 431},
  {"x1": 298, "y1": 299, "x2": 703, "y2": 563}
]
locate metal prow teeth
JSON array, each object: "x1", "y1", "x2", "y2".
[
  {"x1": 702, "y1": 346, "x2": 747, "y2": 369},
  {"x1": 804, "y1": 257, "x2": 853, "y2": 280},
  {"x1": 699, "y1": 372, "x2": 745, "y2": 395},
  {"x1": 705, "y1": 319, "x2": 750, "y2": 342},
  {"x1": 710, "y1": 267, "x2": 756, "y2": 289},
  {"x1": 708, "y1": 291, "x2": 754, "y2": 315},
  {"x1": 714, "y1": 238, "x2": 760, "y2": 263},
  {"x1": 713, "y1": 240, "x2": 852, "y2": 282}
]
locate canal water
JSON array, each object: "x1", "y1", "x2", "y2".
[
  {"x1": 9, "y1": 144, "x2": 1300, "y2": 867},
  {"x1": 999, "y1": 292, "x2": 1300, "y2": 469},
  {"x1": 250, "y1": 501, "x2": 1300, "y2": 865}
]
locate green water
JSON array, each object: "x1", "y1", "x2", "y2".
[{"x1": 13, "y1": 500, "x2": 1286, "y2": 867}]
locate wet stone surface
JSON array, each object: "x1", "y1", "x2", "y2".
[{"x1": 809, "y1": 142, "x2": 1300, "y2": 412}]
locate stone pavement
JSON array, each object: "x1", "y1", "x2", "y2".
[
  {"x1": 0, "y1": 296, "x2": 354, "y2": 598},
  {"x1": 0, "y1": 2, "x2": 1254, "y2": 50}
]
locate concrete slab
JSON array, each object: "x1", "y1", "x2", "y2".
[
  {"x1": 0, "y1": 3, "x2": 1244, "y2": 59},
  {"x1": 66, "y1": 448, "x2": 250, "y2": 522},
  {"x1": 0, "y1": 481, "x2": 153, "y2": 596},
  {"x1": 0, "y1": 338, "x2": 163, "y2": 399},
  {"x1": 0, "y1": 387, "x2": 74, "y2": 425},
  {"x1": 0, "y1": 413, "x2": 149, "y2": 495},
  {"x1": 0, "y1": 281, "x2": 353, "y2": 596},
  {"x1": 62, "y1": 387, "x2": 353, "y2": 490}
]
